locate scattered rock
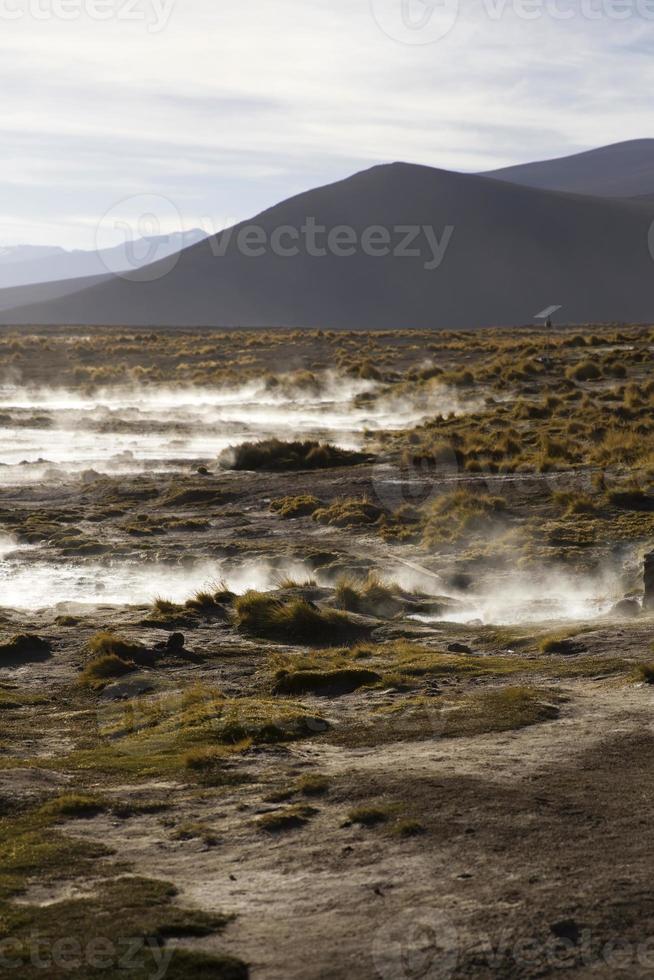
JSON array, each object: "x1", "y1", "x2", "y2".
[
  {"x1": 447, "y1": 642, "x2": 473, "y2": 654},
  {"x1": 0, "y1": 633, "x2": 52, "y2": 666},
  {"x1": 550, "y1": 919, "x2": 581, "y2": 944},
  {"x1": 167, "y1": 632, "x2": 186, "y2": 652},
  {"x1": 610, "y1": 598, "x2": 641, "y2": 619}
]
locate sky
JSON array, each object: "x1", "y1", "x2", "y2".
[{"x1": 0, "y1": 0, "x2": 653, "y2": 249}]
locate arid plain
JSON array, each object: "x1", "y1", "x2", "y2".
[{"x1": 1, "y1": 325, "x2": 654, "y2": 979}]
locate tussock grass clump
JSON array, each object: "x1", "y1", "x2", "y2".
[
  {"x1": 162, "y1": 485, "x2": 233, "y2": 507},
  {"x1": 566, "y1": 360, "x2": 603, "y2": 382},
  {"x1": 636, "y1": 663, "x2": 654, "y2": 684},
  {"x1": 347, "y1": 805, "x2": 390, "y2": 827},
  {"x1": 234, "y1": 591, "x2": 366, "y2": 644},
  {"x1": 153, "y1": 596, "x2": 179, "y2": 614},
  {"x1": 81, "y1": 632, "x2": 154, "y2": 689},
  {"x1": 271, "y1": 495, "x2": 322, "y2": 518},
  {"x1": 87, "y1": 631, "x2": 153, "y2": 666},
  {"x1": 185, "y1": 590, "x2": 229, "y2": 615},
  {"x1": 42, "y1": 794, "x2": 107, "y2": 820},
  {"x1": 214, "y1": 584, "x2": 237, "y2": 605},
  {"x1": 393, "y1": 819, "x2": 426, "y2": 838},
  {"x1": 219, "y1": 439, "x2": 369, "y2": 472},
  {"x1": 258, "y1": 805, "x2": 317, "y2": 833},
  {"x1": 539, "y1": 632, "x2": 584, "y2": 655},
  {"x1": 296, "y1": 774, "x2": 331, "y2": 796},
  {"x1": 274, "y1": 666, "x2": 381, "y2": 697},
  {"x1": 422, "y1": 490, "x2": 508, "y2": 546},
  {"x1": 551, "y1": 490, "x2": 599, "y2": 516},
  {"x1": 313, "y1": 497, "x2": 385, "y2": 528},
  {"x1": 442, "y1": 686, "x2": 560, "y2": 737},
  {"x1": 334, "y1": 574, "x2": 403, "y2": 618},
  {"x1": 0, "y1": 633, "x2": 51, "y2": 664},
  {"x1": 80, "y1": 654, "x2": 137, "y2": 689},
  {"x1": 184, "y1": 746, "x2": 227, "y2": 771},
  {"x1": 275, "y1": 576, "x2": 318, "y2": 590},
  {"x1": 103, "y1": 683, "x2": 329, "y2": 751}
]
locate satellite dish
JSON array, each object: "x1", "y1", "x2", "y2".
[{"x1": 535, "y1": 304, "x2": 563, "y2": 320}]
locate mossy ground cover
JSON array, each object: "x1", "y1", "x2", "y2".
[{"x1": 0, "y1": 867, "x2": 247, "y2": 978}]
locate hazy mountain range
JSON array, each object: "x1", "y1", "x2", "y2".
[
  {"x1": 1, "y1": 140, "x2": 654, "y2": 329},
  {"x1": 0, "y1": 230, "x2": 206, "y2": 295},
  {"x1": 481, "y1": 139, "x2": 654, "y2": 198}
]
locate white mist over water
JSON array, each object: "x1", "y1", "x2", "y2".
[
  {"x1": 408, "y1": 565, "x2": 625, "y2": 626},
  {"x1": 0, "y1": 374, "x2": 624, "y2": 624},
  {"x1": 0, "y1": 375, "x2": 465, "y2": 483},
  {"x1": 0, "y1": 535, "x2": 628, "y2": 622},
  {"x1": 0, "y1": 551, "x2": 316, "y2": 611}
]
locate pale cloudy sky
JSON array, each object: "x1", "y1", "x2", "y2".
[{"x1": 0, "y1": 0, "x2": 652, "y2": 248}]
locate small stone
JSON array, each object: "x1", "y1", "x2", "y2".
[
  {"x1": 610, "y1": 598, "x2": 641, "y2": 619},
  {"x1": 550, "y1": 920, "x2": 581, "y2": 944},
  {"x1": 166, "y1": 632, "x2": 185, "y2": 652},
  {"x1": 447, "y1": 642, "x2": 473, "y2": 655}
]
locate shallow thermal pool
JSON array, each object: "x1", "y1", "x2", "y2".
[
  {"x1": 0, "y1": 376, "x2": 456, "y2": 483},
  {"x1": 0, "y1": 537, "x2": 314, "y2": 611},
  {"x1": 407, "y1": 568, "x2": 623, "y2": 626},
  {"x1": 0, "y1": 534, "x2": 628, "y2": 621}
]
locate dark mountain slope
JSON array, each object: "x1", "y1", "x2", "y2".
[
  {"x1": 482, "y1": 139, "x2": 654, "y2": 198},
  {"x1": 0, "y1": 230, "x2": 206, "y2": 291},
  {"x1": 2, "y1": 163, "x2": 654, "y2": 329}
]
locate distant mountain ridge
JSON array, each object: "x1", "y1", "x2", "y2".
[
  {"x1": 481, "y1": 139, "x2": 654, "y2": 198},
  {"x1": 0, "y1": 229, "x2": 207, "y2": 291},
  {"x1": 0, "y1": 245, "x2": 64, "y2": 268},
  {"x1": 2, "y1": 156, "x2": 654, "y2": 330}
]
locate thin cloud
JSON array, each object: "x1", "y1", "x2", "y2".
[{"x1": 0, "y1": 0, "x2": 652, "y2": 246}]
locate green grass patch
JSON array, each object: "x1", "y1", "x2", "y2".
[
  {"x1": 296, "y1": 774, "x2": 331, "y2": 797},
  {"x1": 80, "y1": 654, "x2": 138, "y2": 690},
  {"x1": 274, "y1": 667, "x2": 381, "y2": 696},
  {"x1": 234, "y1": 591, "x2": 366, "y2": 645},
  {"x1": 257, "y1": 805, "x2": 317, "y2": 833},
  {"x1": 347, "y1": 805, "x2": 391, "y2": 827},
  {"x1": 87, "y1": 632, "x2": 152, "y2": 664},
  {"x1": 219, "y1": 439, "x2": 369, "y2": 472},
  {"x1": 41, "y1": 794, "x2": 108, "y2": 820},
  {"x1": 0, "y1": 875, "x2": 245, "y2": 978},
  {"x1": 313, "y1": 497, "x2": 384, "y2": 529},
  {"x1": 270, "y1": 495, "x2": 322, "y2": 518},
  {"x1": 334, "y1": 574, "x2": 404, "y2": 618}
]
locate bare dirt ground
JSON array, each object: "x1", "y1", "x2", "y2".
[{"x1": 1, "y1": 325, "x2": 654, "y2": 980}]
